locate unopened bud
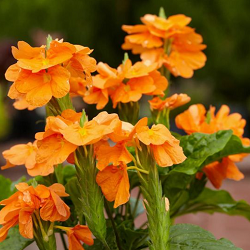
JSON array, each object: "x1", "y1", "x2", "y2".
[
  {"x1": 164, "y1": 197, "x2": 170, "y2": 212},
  {"x1": 43, "y1": 235, "x2": 49, "y2": 242}
]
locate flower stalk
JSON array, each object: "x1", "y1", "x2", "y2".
[
  {"x1": 32, "y1": 214, "x2": 57, "y2": 250},
  {"x1": 136, "y1": 143, "x2": 170, "y2": 250},
  {"x1": 74, "y1": 146, "x2": 110, "y2": 249}
]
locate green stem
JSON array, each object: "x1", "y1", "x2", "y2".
[
  {"x1": 136, "y1": 144, "x2": 170, "y2": 250},
  {"x1": 60, "y1": 233, "x2": 68, "y2": 250},
  {"x1": 104, "y1": 200, "x2": 122, "y2": 250},
  {"x1": 139, "y1": 221, "x2": 148, "y2": 229},
  {"x1": 32, "y1": 214, "x2": 57, "y2": 250}
]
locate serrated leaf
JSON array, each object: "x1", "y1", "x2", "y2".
[
  {"x1": 172, "y1": 130, "x2": 233, "y2": 175},
  {"x1": 85, "y1": 225, "x2": 119, "y2": 250},
  {"x1": 65, "y1": 177, "x2": 84, "y2": 224},
  {"x1": 0, "y1": 226, "x2": 33, "y2": 250},
  {"x1": 169, "y1": 224, "x2": 242, "y2": 250},
  {"x1": 0, "y1": 175, "x2": 12, "y2": 201},
  {"x1": 186, "y1": 188, "x2": 250, "y2": 221}
]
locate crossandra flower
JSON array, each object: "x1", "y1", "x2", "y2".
[
  {"x1": 5, "y1": 39, "x2": 96, "y2": 108},
  {"x1": 96, "y1": 164, "x2": 130, "y2": 208},
  {"x1": 122, "y1": 12, "x2": 206, "y2": 78},
  {"x1": 36, "y1": 183, "x2": 70, "y2": 222},
  {"x1": 94, "y1": 141, "x2": 133, "y2": 171},
  {"x1": 83, "y1": 59, "x2": 168, "y2": 109},
  {"x1": 135, "y1": 118, "x2": 186, "y2": 167},
  {"x1": 149, "y1": 93, "x2": 191, "y2": 111},
  {"x1": 0, "y1": 183, "x2": 70, "y2": 242},
  {"x1": 176, "y1": 104, "x2": 249, "y2": 188},
  {"x1": 1, "y1": 141, "x2": 55, "y2": 176},
  {"x1": 56, "y1": 225, "x2": 94, "y2": 250}
]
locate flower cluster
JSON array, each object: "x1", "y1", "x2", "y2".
[
  {"x1": 176, "y1": 104, "x2": 249, "y2": 188},
  {"x1": 122, "y1": 12, "x2": 206, "y2": 78},
  {"x1": 5, "y1": 39, "x2": 96, "y2": 109},
  {"x1": 0, "y1": 182, "x2": 93, "y2": 250},
  {"x1": 0, "y1": 183, "x2": 70, "y2": 241},
  {"x1": 1, "y1": 8, "x2": 249, "y2": 250},
  {"x1": 83, "y1": 58, "x2": 168, "y2": 109},
  {"x1": 2, "y1": 110, "x2": 186, "y2": 208}
]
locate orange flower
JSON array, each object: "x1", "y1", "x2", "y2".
[
  {"x1": 65, "y1": 45, "x2": 96, "y2": 97},
  {"x1": 176, "y1": 104, "x2": 249, "y2": 188},
  {"x1": 175, "y1": 104, "x2": 208, "y2": 134},
  {"x1": 96, "y1": 164, "x2": 130, "y2": 208},
  {"x1": 61, "y1": 120, "x2": 113, "y2": 146},
  {"x1": 135, "y1": 121, "x2": 186, "y2": 167},
  {"x1": 1, "y1": 141, "x2": 55, "y2": 176},
  {"x1": 12, "y1": 65, "x2": 70, "y2": 107},
  {"x1": 56, "y1": 225, "x2": 94, "y2": 250},
  {"x1": 175, "y1": 104, "x2": 247, "y2": 136},
  {"x1": 0, "y1": 183, "x2": 39, "y2": 240},
  {"x1": 36, "y1": 184, "x2": 70, "y2": 222},
  {"x1": 83, "y1": 59, "x2": 168, "y2": 109},
  {"x1": 35, "y1": 111, "x2": 121, "y2": 171},
  {"x1": 149, "y1": 93, "x2": 191, "y2": 111},
  {"x1": 6, "y1": 64, "x2": 38, "y2": 110},
  {"x1": 94, "y1": 141, "x2": 132, "y2": 170},
  {"x1": 35, "y1": 111, "x2": 80, "y2": 170},
  {"x1": 6, "y1": 40, "x2": 97, "y2": 109},
  {"x1": 16, "y1": 113, "x2": 77, "y2": 176},
  {"x1": 83, "y1": 87, "x2": 109, "y2": 110},
  {"x1": 122, "y1": 13, "x2": 206, "y2": 78},
  {"x1": 61, "y1": 111, "x2": 119, "y2": 146},
  {"x1": 0, "y1": 218, "x2": 18, "y2": 242},
  {"x1": 36, "y1": 134, "x2": 77, "y2": 168},
  {"x1": 0, "y1": 183, "x2": 70, "y2": 242},
  {"x1": 12, "y1": 40, "x2": 75, "y2": 73},
  {"x1": 203, "y1": 157, "x2": 244, "y2": 189}
]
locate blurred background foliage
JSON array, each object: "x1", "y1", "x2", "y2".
[{"x1": 0, "y1": 0, "x2": 250, "y2": 140}]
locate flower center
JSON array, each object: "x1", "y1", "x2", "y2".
[
  {"x1": 79, "y1": 128, "x2": 87, "y2": 136},
  {"x1": 148, "y1": 129, "x2": 154, "y2": 136}
]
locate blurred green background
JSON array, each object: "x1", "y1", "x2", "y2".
[{"x1": 0, "y1": 0, "x2": 250, "y2": 140}]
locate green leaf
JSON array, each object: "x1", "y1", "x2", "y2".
[
  {"x1": 85, "y1": 225, "x2": 119, "y2": 250},
  {"x1": 172, "y1": 130, "x2": 233, "y2": 175},
  {"x1": 0, "y1": 226, "x2": 33, "y2": 250},
  {"x1": 186, "y1": 188, "x2": 250, "y2": 221},
  {"x1": 65, "y1": 177, "x2": 84, "y2": 224},
  {"x1": 162, "y1": 172, "x2": 192, "y2": 214},
  {"x1": 169, "y1": 224, "x2": 242, "y2": 250},
  {"x1": 62, "y1": 165, "x2": 76, "y2": 184},
  {"x1": 205, "y1": 134, "x2": 250, "y2": 165},
  {"x1": 117, "y1": 221, "x2": 148, "y2": 250},
  {"x1": 0, "y1": 175, "x2": 12, "y2": 201}
]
